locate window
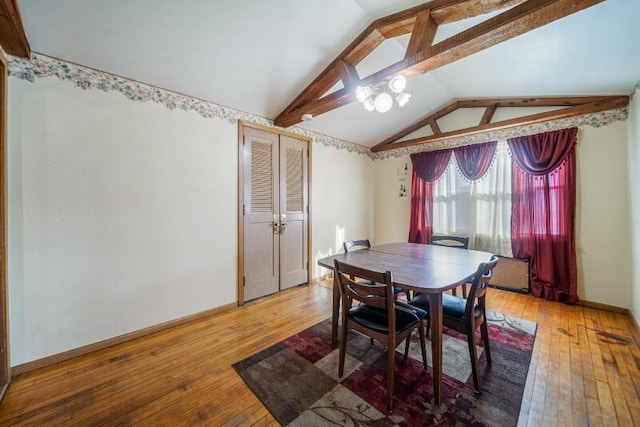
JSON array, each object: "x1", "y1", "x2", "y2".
[{"x1": 433, "y1": 141, "x2": 513, "y2": 257}]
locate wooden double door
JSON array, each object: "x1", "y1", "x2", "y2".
[{"x1": 240, "y1": 125, "x2": 309, "y2": 302}]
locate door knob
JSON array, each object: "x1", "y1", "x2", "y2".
[{"x1": 279, "y1": 214, "x2": 287, "y2": 234}]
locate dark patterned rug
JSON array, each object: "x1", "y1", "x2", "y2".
[{"x1": 233, "y1": 312, "x2": 536, "y2": 426}]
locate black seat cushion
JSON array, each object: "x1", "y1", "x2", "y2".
[
  {"x1": 348, "y1": 302, "x2": 427, "y2": 334},
  {"x1": 409, "y1": 293, "x2": 481, "y2": 321}
]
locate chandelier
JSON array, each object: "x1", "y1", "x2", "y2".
[{"x1": 355, "y1": 75, "x2": 411, "y2": 113}]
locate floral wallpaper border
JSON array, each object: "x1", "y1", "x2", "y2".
[
  {"x1": 370, "y1": 107, "x2": 629, "y2": 160},
  {"x1": 8, "y1": 53, "x2": 371, "y2": 156},
  {"x1": 8, "y1": 53, "x2": 627, "y2": 160}
]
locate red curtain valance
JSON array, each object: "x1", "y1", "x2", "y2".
[
  {"x1": 508, "y1": 128, "x2": 577, "y2": 175},
  {"x1": 410, "y1": 149, "x2": 452, "y2": 182},
  {"x1": 454, "y1": 141, "x2": 497, "y2": 181}
]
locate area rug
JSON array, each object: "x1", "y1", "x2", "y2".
[{"x1": 233, "y1": 312, "x2": 536, "y2": 426}]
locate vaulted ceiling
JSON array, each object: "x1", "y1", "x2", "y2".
[{"x1": 8, "y1": 0, "x2": 640, "y2": 148}]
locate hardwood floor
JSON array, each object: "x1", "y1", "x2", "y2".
[{"x1": 0, "y1": 281, "x2": 638, "y2": 426}]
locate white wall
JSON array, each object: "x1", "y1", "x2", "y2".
[
  {"x1": 7, "y1": 75, "x2": 376, "y2": 366},
  {"x1": 311, "y1": 143, "x2": 374, "y2": 278},
  {"x1": 629, "y1": 87, "x2": 640, "y2": 323},
  {"x1": 7, "y1": 77, "x2": 239, "y2": 365},
  {"x1": 374, "y1": 155, "x2": 411, "y2": 244},
  {"x1": 576, "y1": 121, "x2": 631, "y2": 307},
  {"x1": 374, "y1": 120, "x2": 633, "y2": 309}
]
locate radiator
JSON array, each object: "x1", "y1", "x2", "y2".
[{"x1": 489, "y1": 256, "x2": 530, "y2": 293}]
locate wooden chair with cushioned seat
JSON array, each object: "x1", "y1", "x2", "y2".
[
  {"x1": 430, "y1": 235, "x2": 470, "y2": 249},
  {"x1": 430, "y1": 235, "x2": 470, "y2": 296},
  {"x1": 343, "y1": 239, "x2": 371, "y2": 253},
  {"x1": 407, "y1": 255, "x2": 499, "y2": 393},
  {"x1": 334, "y1": 259, "x2": 428, "y2": 413}
]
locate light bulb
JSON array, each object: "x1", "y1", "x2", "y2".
[
  {"x1": 388, "y1": 75, "x2": 407, "y2": 94},
  {"x1": 374, "y1": 92, "x2": 393, "y2": 113},
  {"x1": 355, "y1": 85, "x2": 372, "y2": 103},
  {"x1": 396, "y1": 92, "x2": 411, "y2": 107}
]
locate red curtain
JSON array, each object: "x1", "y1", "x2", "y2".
[
  {"x1": 454, "y1": 141, "x2": 497, "y2": 180},
  {"x1": 408, "y1": 149, "x2": 452, "y2": 243},
  {"x1": 508, "y1": 128, "x2": 578, "y2": 303}
]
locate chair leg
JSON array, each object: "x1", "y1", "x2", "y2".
[
  {"x1": 418, "y1": 322, "x2": 428, "y2": 370},
  {"x1": 467, "y1": 323, "x2": 480, "y2": 393},
  {"x1": 338, "y1": 318, "x2": 349, "y2": 378},
  {"x1": 426, "y1": 317, "x2": 430, "y2": 339},
  {"x1": 481, "y1": 319, "x2": 492, "y2": 365},
  {"x1": 386, "y1": 342, "x2": 395, "y2": 413},
  {"x1": 404, "y1": 331, "x2": 411, "y2": 360}
]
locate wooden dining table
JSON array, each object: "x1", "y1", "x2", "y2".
[{"x1": 317, "y1": 242, "x2": 495, "y2": 406}]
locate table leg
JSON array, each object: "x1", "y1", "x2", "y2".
[
  {"x1": 429, "y1": 292, "x2": 443, "y2": 407},
  {"x1": 331, "y1": 271, "x2": 339, "y2": 345}
]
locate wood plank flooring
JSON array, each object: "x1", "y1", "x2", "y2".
[{"x1": 0, "y1": 281, "x2": 638, "y2": 426}]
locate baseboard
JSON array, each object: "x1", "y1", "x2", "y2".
[
  {"x1": 630, "y1": 311, "x2": 640, "y2": 337},
  {"x1": 577, "y1": 299, "x2": 628, "y2": 314},
  {"x1": 0, "y1": 382, "x2": 8, "y2": 403},
  {"x1": 11, "y1": 302, "x2": 237, "y2": 377}
]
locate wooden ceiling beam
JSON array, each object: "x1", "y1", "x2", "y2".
[
  {"x1": 431, "y1": 0, "x2": 526, "y2": 24},
  {"x1": 457, "y1": 96, "x2": 616, "y2": 108},
  {"x1": 480, "y1": 104, "x2": 498, "y2": 125},
  {"x1": 0, "y1": 0, "x2": 29, "y2": 57},
  {"x1": 371, "y1": 95, "x2": 621, "y2": 151},
  {"x1": 371, "y1": 101, "x2": 462, "y2": 150},
  {"x1": 338, "y1": 60, "x2": 360, "y2": 89},
  {"x1": 275, "y1": 0, "x2": 604, "y2": 128},
  {"x1": 370, "y1": 95, "x2": 629, "y2": 152},
  {"x1": 279, "y1": 27, "x2": 385, "y2": 116},
  {"x1": 429, "y1": 119, "x2": 442, "y2": 135},
  {"x1": 405, "y1": 10, "x2": 438, "y2": 58}
]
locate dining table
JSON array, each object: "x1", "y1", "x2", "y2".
[{"x1": 317, "y1": 242, "x2": 495, "y2": 406}]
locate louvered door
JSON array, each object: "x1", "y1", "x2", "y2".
[
  {"x1": 279, "y1": 136, "x2": 308, "y2": 289},
  {"x1": 243, "y1": 127, "x2": 280, "y2": 301},
  {"x1": 242, "y1": 127, "x2": 308, "y2": 301}
]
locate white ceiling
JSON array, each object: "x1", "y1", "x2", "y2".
[{"x1": 16, "y1": 0, "x2": 640, "y2": 147}]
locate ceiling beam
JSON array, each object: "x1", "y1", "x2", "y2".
[
  {"x1": 274, "y1": 0, "x2": 540, "y2": 127},
  {"x1": 275, "y1": 0, "x2": 603, "y2": 128},
  {"x1": 372, "y1": 95, "x2": 621, "y2": 150},
  {"x1": 405, "y1": 10, "x2": 438, "y2": 58},
  {"x1": 0, "y1": 0, "x2": 29, "y2": 57},
  {"x1": 370, "y1": 95, "x2": 628, "y2": 152},
  {"x1": 479, "y1": 104, "x2": 498, "y2": 125}
]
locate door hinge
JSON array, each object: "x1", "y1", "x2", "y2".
[
  {"x1": 243, "y1": 204, "x2": 245, "y2": 215},
  {"x1": 306, "y1": 261, "x2": 309, "y2": 270},
  {"x1": 243, "y1": 276, "x2": 246, "y2": 287},
  {"x1": 243, "y1": 135, "x2": 246, "y2": 146}
]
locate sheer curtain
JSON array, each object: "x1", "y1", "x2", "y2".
[{"x1": 433, "y1": 141, "x2": 512, "y2": 257}]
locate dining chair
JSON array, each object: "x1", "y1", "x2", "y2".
[
  {"x1": 343, "y1": 239, "x2": 371, "y2": 253},
  {"x1": 407, "y1": 255, "x2": 499, "y2": 393},
  {"x1": 334, "y1": 259, "x2": 428, "y2": 413},
  {"x1": 430, "y1": 235, "x2": 470, "y2": 249},
  {"x1": 430, "y1": 235, "x2": 470, "y2": 296}
]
